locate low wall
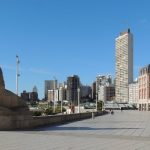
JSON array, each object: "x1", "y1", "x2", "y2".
[
  {"x1": 31, "y1": 111, "x2": 107, "y2": 128},
  {"x1": 0, "y1": 111, "x2": 107, "y2": 130}
]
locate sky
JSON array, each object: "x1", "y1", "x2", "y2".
[{"x1": 0, "y1": 0, "x2": 150, "y2": 99}]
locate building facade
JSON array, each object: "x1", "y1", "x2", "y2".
[
  {"x1": 80, "y1": 85, "x2": 92, "y2": 102},
  {"x1": 44, "y1": 80, "x2": 57, "y2": 100},
  {"x1": 138, "y1": 65, "x2": 150, "y2": 111},
  {"x1": 30, "y1": 92, "x2": 38, "y2": 102},
  {"x1": 21, "y1": 90, "x2": 30, "y2": 102},
  {"x1": 96, "y1": 75, "x2": 112, "y2": 94},
  {"x1": 91, "y1": 81, "x2": 96, "y2": 100},
  {"x1": 66, "y1": 75, "x2": 80, "y2": 105},
  {"x1": 129, "y1": 81, "x2": 139, "y2": 106},
  {"x1": 115, "y1": 29, "x2": 133, "y2": 103},
  {"x1": 48, "y1": 90, "x2": 54, "y2": 102},
  {"x1": 58, "y1": 87, "x2": 66, "y2": 102},
  {"x1": 96, "y1": 75, "x2": 113, "y2": 102},
  {"x1": 106, "y1": 86, "x2": 115, "y2": 101}
]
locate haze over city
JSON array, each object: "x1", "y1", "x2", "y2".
[{"x1": 0, "y1": 0, "x2": 150, "y2": 98}]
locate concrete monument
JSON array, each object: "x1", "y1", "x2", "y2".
[{"x1": 0, "y1": 67, "x2": 31, "y2": 130}]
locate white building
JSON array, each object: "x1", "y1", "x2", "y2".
[
  {"x1": 98, "y1": 86, "x2": 106, "y2": 102},
  {"x1": 48, "y1": 90, "x2": 54, "y2": 102},
  {"x1": 59, "y1": 87, "x2": 66, "y2": 101},
  {"x1": 129, "y1": 81, "x2": 138, "y2": 106},
  {"x1": 96, "y1": 75, "x2": 112, "y2": 94},
  {"x1": 115, "y1": 29, "x2": 133, "y2": 103},
  {"x1": 48, "y1": 89, "x2": 59, "y2": 103},
  {"x1": 96, "y1": 75, "x2": 114, "y2": 102}
]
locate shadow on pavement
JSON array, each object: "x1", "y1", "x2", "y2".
[{"x1": 34, "y1": 126, "x2": 141, "y2": 131}]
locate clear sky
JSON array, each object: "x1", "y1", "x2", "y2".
[{"x1": 0, "y1": 0, "x2": 150, "y2": 99}]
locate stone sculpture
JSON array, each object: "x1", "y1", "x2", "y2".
[{"x1": 0, "y1": 67, "x2": 31, "y2": 130}]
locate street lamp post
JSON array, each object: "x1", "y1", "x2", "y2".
[
  {"x1": 53, "y1": 79, "x2": 57, "y2": 114},
  {"x1": 77, "y1": 88, "x2": 80, "y2": 113},
  {"x1": 16, "y1": 55, "x2": 20, "y2": 96},
  {"x1": 61, "y1": 99, "x2": 63, "y2": 114},
  {"x1": 53, "y1": 89, "x2": 55, "y2": 113},
  {"x1": 96, "y1": 93, "x2": 98, "y2": 112}
]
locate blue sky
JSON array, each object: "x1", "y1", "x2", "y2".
[{"x1": 0, "y1": 0, "x2": 150, "y2": 99}]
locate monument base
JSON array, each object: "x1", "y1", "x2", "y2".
[{"x1": 0, "y1": 107, "x2": 32, "y2": 130}]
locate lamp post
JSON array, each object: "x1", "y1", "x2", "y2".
[
  {"x1": 77, "y1": 88, "x2": 80, "y2": 113},
  {"x1": 53, "y1": 78, "x2": 57, "y2": 113},
  {"x1": 16, "y1": 55, "x2": 20, "y2": 96},
  {"x1": 96, "y1": 93, "x2": 98, "y2": 112},
  {"x1": 61, "y1": 98, "x2": 63, "y2": 114},
  {"x1": 53, "y1": 89, "x2": 55, "y2": 113},
  {"x1": 60, "y1": 87, "x2": 63, "y2": 114}
]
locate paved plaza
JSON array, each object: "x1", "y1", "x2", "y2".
[{"x1": 1, "y1": 110, "x2": 150, "y2": 150}]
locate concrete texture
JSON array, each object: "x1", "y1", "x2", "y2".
[
  {"x1": 0, "y1": 67, "x2": 31, "y2": 130},
  {"x1": 1, "y1": 110, "x2": 150, "y2": 150}
]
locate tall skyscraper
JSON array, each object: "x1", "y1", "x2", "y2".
[
  {"x1": 44, "y1": 80, "x2": 57, "y2": 100},
  {"x1": 67, "y1": 75, "x2": 80, "y2": 105},
  {"x1": 115, "y1": 29, "x2": 133, "y2": 103}
]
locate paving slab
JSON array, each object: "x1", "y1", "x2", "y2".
[{"x1": 1, "y1": 110, "x2": 150, "y2": 150}]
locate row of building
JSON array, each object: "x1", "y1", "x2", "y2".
[
  {"x1": 44, "y1": 75, "x2": 92, "y2": 105},
  {"x1": 115, "y1": 28, "x2": 150, "y2": 111},
  {"x1": 22, "y1": 28, "x2": 150, "y2": 111},
  {"x1": 44, "y1": 74, "x2": 115, "y2": 105},
  {"x1": 21, "y1": 86, "x2": 39, "y2": 103},
  {"x1": 128, "y1": 65, "x2": 150, "y2": 111}
]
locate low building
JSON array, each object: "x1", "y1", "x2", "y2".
[
  {"x1": 21, "y1": 90, "x2": 30, "y2": 102},
  {"x1": 129, "y1": 81, "x2": 138, "y2": 107},
  {"x1": 30, "y1": 92, "x2": 38, "y2": 102}
]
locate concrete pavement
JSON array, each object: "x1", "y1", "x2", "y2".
[{"x1": 1, "y1": 110, "x2": 150, "y2": 150}]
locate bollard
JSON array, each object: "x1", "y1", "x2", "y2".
[{"x1": 92, "y1": 112, "x2": 95, "y2": 119}]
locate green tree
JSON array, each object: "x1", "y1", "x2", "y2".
[{"x1": 97, "y1": 101, "x2": 104, "y2": 111}]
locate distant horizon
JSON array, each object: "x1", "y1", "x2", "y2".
[{"x1": 0, "y1": 0, "x2": 150, "y2": 98}]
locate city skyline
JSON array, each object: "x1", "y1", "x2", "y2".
[{"x1": 0, "y1": 0, "x2": 150, "y2": 98}]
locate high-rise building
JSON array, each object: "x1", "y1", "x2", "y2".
[
  {"x1": 80, "y1": 85, "x2": 92, "y2": 101},
  {"x1": 48, "y1": 90, "x2": 54, "y2": 102},
  {"x1": 59, "y1": 86, "x2": 66, "y2": 101},
  {"x1": 67, "y1": 75, "x2": 80, "y2": 105},
  {"x1": 115, "y1": 29, "x2": 133, "y2": 103},
  {"x1": 44, "y1": 80, "x2": 57, "y2": 100},
  {"x1": 91, "y1": 81, "x2": 96, "y2": 100}
]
